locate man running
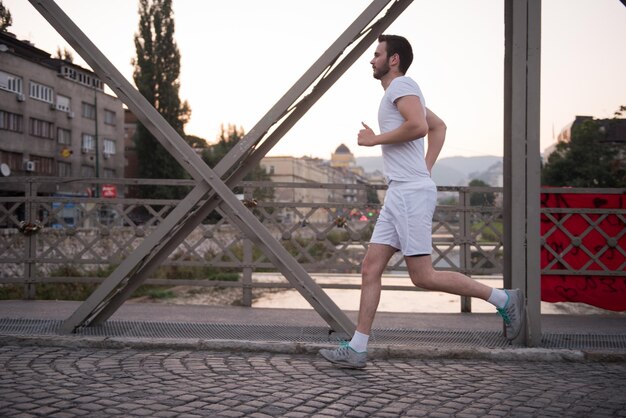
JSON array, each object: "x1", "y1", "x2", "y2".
[{"x1": 319, "y1": 34, "x2": 525, "y2": 369}]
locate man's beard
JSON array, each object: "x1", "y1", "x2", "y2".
[{"x1": 373, "y1": 62, "x2": 390, "y2": 80}]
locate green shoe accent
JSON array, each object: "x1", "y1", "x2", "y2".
[
  {"x1": 496, "y1": 289, "x2": 525, "y2": 340},
  {"x1": 319, "y1": 342, "x2": 367, "y2": 369}
]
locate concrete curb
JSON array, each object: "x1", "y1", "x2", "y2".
[{"x1": 2, "y1": 334, "x2": 625, "y2": 362}]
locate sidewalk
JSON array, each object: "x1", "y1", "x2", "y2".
[
  {"x1": 2, "y1": 300, "x2": 626, "y2": 417},
  {"x1": 1, "y1": 300, "x2": 625, "y2": 361}
]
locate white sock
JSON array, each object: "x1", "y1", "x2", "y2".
[
  {"x1": 348, "y1": 331, "x2": 369, "y2": 353},
  {"x1": 488, "y1": 288, "x2": 509, "y2": 309}
]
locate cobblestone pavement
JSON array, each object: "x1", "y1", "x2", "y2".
[{"x1": 1, "y1": 345, "x2": 625, "y2": 417}]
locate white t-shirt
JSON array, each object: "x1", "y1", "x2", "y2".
[{"x1": 378, "y1": 76, "x2": 430, "y2": 182}]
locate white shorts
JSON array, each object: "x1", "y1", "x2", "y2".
[{"x1": 370, "y1": 179, "x2": 437, "y2": 256}]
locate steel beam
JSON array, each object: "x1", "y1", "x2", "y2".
[
  {"x1": 28, "y1": 0, "x2": 412, "y2": 335},
  {"x1": 87, "y1": 0, "x2": 413, "y2": 328},
  {"x1": 503, "y1": 0, "x2": 542, "y2": 346}
]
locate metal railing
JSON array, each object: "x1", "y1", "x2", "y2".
[
  {"x1": 1, "y1": 177, "x2": 623, "y2": 311},
  {"x1": 540, "y1": 188, "x2": 626, "y2": 277}
]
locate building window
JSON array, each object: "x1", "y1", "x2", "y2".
[
  {"x1": 0, "y1": 110, "x2": 23, "y2": 132},
  {"x1": 55, "y1": 95, "x2": 71, "y2": 112},
  {"x1": 0, "y1": 70, "x2": 23, "y2": 94},
  {"x1": 82, "y1": 102, "x2": 96, "y2": 119},
  {"x1": 81, "y1": 165, "x2": 95, "y2": 177},
  {"x1": 29, "y1": 118, "x2": 54, "y2": 139},
  {"x1": 103, "y1": 168, "x2": 116, "y2": 178},
  {"x1": 103, "y1": 138, "x2": 116, "y2": 156},
  {"x1": 58, "y1": 128, "x2": 71, "y2": 145},
  {"x1": 81, "y1": 134, "x2": 96, "y2": 152},
  {"x1": 57, "y1": 161, "x2": 72, "y2": 177},
  {"x1": 61, "y1": 66, "x2": 77, "y2": 80},
  {"x1": 29, "y1": 81, "x2": 54, "y2": 103},
  {"x1": 0, "y1": 150, "x2": 23, "y2": 172},
  {"x1": 61, "y1": 65, "x2": 103, "y2": 89},
  {"x1": 104, "y1": 109, "x2": 116, "y2": 125},
  {"x1": 30, "y1": 155, "x2": 54, "y2": 175}
]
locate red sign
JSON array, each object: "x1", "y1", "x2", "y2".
[
  {"x1": 101, "y1": 184, "x2": 117, "y2": 198},
  {"x1": 540, "y1": 192, "x2": 626, "y2": 311}
]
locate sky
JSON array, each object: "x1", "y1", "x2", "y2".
[{"x1": 4, "y1": 0, "x2": 626, "y2": 160}]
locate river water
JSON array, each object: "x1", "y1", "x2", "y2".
[{"x1": 250, "y1": 273, "x2": 617, "y2": 315}]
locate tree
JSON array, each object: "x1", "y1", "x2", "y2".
[
  {"x1": 468, "y1": 179, "x2": 495, "y2": 206},
  {"x1": 203, "y1": 124, "x2": 273, "y2": 190},
  {"x1": 54, "y1": 47, "x2": 74, "y2": 62},
  {"x1": 185, "y1": 134, "x2": 208, "y2": 150},
  {"x1": 201, "y1": 124, "x2": 274, "y2": 223},
  {"x1": 0, "y1": 0, "x2": 12, "y2": 32},
  {"x1": 366, "y1": 186, "x2": 380, "y2": 205},
  {"x1": 132, "y1": 0, "x2": 191, "y2": 199},
  {"x1": 542, "y1": 108, "x2": 626, "y2": 187},
  {"x1": 202, "y1": 124, "x2": 245, "y2": 171}
]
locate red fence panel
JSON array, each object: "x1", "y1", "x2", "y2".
[{"x1": 540, "y1": 191, "x2": 626, "y2": 311}]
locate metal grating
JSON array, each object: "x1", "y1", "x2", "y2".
[
  {"x1": 1, "y1": 318, "x2": 625, "y2": 351},
  {"x1": 82, "y1": 321, "x2": 334, "y2": 342},
  {"x1": 372, "y1": 329, "x2": 508, "y2": 348},
  {"x1": 0, "y1": 318, "x2": 59, "y2": 335},
  {"x1": 542, "y1": 333, "x2": 626, "y2": 350}
]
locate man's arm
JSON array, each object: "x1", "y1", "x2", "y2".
[
  {"x1": 358, "y1": 95, "x2": 428, "y2": 146},
  {"x1": 424, "y1": 107, "x2": 447, "y2": 174}
]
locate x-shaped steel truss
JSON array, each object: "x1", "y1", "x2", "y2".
[{"x1": 28, "y1": 0, "x2": 414, "y2": 335}]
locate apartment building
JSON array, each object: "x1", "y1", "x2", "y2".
[
  {"x1": 543, "y1": 115, "x2": 626, "y2": 161},
  {"x1": 0, "y1": 31, "x2": 124, "y2": 197},
  {"x1": 260, "y1": 154, "x2": 377, "y2": 224}
]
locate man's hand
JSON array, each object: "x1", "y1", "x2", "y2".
[
  {"x1": 358, "y1": 96, "x2": 428, "y2": 147},
  {"x1": 358, "y1": 122, "x2": 377, "y2": 146}
]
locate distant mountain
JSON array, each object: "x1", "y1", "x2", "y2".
[
  {"x1": 467, "y1": 160, "x2": 504, "y2": 187},
  {"x1": 434, "y1": 156, "x2": 502, "y2": 186},
  {"x1": 356, "y1": 155, "x2": 502, "y2": 186},
  {"x1": 431, "y1": 163, "x2": 465, "y2": 186},
  {"x1": 355, "y1": 156, "x2": 384, "y2": 174}
]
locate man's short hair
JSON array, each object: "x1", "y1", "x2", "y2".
[{"x1": 378, "y1": 34, "x2": 413, "y2": 74}]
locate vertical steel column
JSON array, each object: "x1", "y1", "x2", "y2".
[
  {"x1": 525, "y1": 0, "x2": 542, "y2": 347},
  {"x1": 242, "y1": 238, "x2": 253, "y2": 307},
  {"x1": 242, "y1": 184, "x2": 254, "y2": 307},
  {"x1": 503, "y1": 0, "x2": 542, "y2": 346},
  {"x1": 23, "y1": 179, "x2": 37, "y2": 300},
  {"x1": 460, "y1": 188, "x2": 472, "y2": 312}
]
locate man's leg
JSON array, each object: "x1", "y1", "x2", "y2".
[
  {"x1": 405, "y1": 255, "x2": 492, "y2": 300},
  {"x1": 319, "y1": 243, "x2": 395, "y2": 368},
  {"x1": 405, "y1": 255, "x2": 525, "y2": 340},
  {"x1": 356, "y1": 243, "x2": 397, "y2": 335}
]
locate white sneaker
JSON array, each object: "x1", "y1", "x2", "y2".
[
  {"x1": 496, "y1": 289, "x2": 525, "y2": 340},
  {"x1": 319, "y1": 342, "x2": 367, "y2": 369}
]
